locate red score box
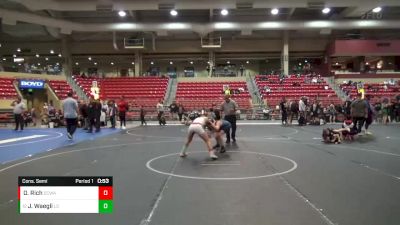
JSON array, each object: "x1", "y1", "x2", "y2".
[{"x1": 98, "y1": 186, "x2": 113, "y2": 200}]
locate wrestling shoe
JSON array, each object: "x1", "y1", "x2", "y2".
[{"x1": 209, "y1": 151, "x2": 218, "y2": 160}]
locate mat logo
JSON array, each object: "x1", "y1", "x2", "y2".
[{"x1": 19, "y1": 80, "x2": 45, "y2": 89}]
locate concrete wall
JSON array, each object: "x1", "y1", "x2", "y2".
[
  {"x1": 1, "y1": 39, "x2": 329, "y2": 55},
  {"x1": 0, "y1": 72, "x2": 66, "y2": 80},
  {"x1": 335, "y1": 78, "x2": 400, "y2": 84},
  {"x1": 177, "y1": 77, "x2": 246, "y2": 82}
]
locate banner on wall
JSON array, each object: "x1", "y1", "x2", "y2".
[{"x1": 19, "y1": 80, "x2": 45, "y2": 89}]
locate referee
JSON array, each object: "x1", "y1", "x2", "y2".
[{"x1": 221, "y1": 94, "x2": 238, "y2": 143}]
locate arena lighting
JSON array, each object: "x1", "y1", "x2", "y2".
[
  {"x1": 75, "y1": 62, "x2": 79, "y2": 65},
  {"x1": 307, "y1": 21, "x2": 332, "y2": 28},
  {"x1": 358, "y1": 20, "x2": 377, "y2": 27},
  {"x1": 131, "y1": 62, "x2": 135, "y2": 65},
  {"x1": 13, "y1": 54, "x2": 16, "y2": 58},
  {"x1": 246, "y1": 61, "x2": 249, "y2": 64},
  {"x1": 115, "y1": 23, "x2": 137, "y2": 29},
  {"x1": 258, "y1": 22, "x2": 281, "y2": 28},
  {"x1": 37, "y1": 63, "x2": 41, "y2": 66},
  {"x1": 335, "y1": 62, "x2": 339, "y2": 65},
  {"x1": 58, "y1": 53, "x2": 62, "y2": 57},
  {"x1": 305, "y1": 59, "x2": 308, "y2": 63},
  {"x1": 170, "y1": 9, "x2": 178, "y2": 16},
  {"x1": 227, "y1": 61, "x2": 230, "y2": 64},
  {"x1": 18, "y1": 63, "x2": 22, "y2": 66},
  {"x1": 45, "y1": 57, "x2": 49, "y2": 61},
  {"x1": 165, "y1": 23, "x2": 188, "y2": 29},
  {"x1": 14, "y1": 58, "x2": 24, "y2": 63},
  {"x1": 88, "y1": 57, "x2": 92, "y2": 61},
  {"x1": 299, "y1": 63, "x2": 302, "y2": 66},
  {"x1": 111, "y1": 62, "x2": 114, "y2": 65},
  {"x1": 322, "y1": 8, "x2": 331, "y2": 14},
  {"x1": 221, "y1": 9, "x2": 229, "y2": 16},
  {"x1": 372, "y1": 7, "x2": 382, "y2": 13},
  {"x1": 118, "y1": 10, "x2": 127, "y2": 17},
  {"x1": 150, "y1": 61, "x2": 154, "y2": 65},
  {"x1": 2, "y1": 58, "x2": 5, "y2": 61},
  {"x1": 17, "y1": 48, "x2": 21, "y2": 52},
  {"x1": 169, "y1": 61, "x2": 173, "y2": 65},
  {"x1": 50, "y1": 49, "x2": 54, "y2": 54},
  {"x1": 207, "y1": 61, "x2": 210, "y2": 64},
  {"x1": 35, "y1": 54, "x2": 40, "y2": 57},
  {"x1": 214, "y1": 22, "x2": 235, "y2": 29},
  {"x1": 190, "y1": 61, "x2": 193, "y2": 64},
  {"x1": 56, "y1": 62, "x2": 60, "y2": 66},
  {"x1": 94, "y1": 62, "x2": 97, "y2": 65},
  {"x1": 271, "y1": 8, "x2": 279, "y2": 15}
]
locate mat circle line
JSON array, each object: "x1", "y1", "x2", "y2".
[
  {"x1": 0, "y1": 131, "x2": 63, "y2": 148},
  {"x1": 146, "y1": 150, "x2": 298, "y2": 180}
]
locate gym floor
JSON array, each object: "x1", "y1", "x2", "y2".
[{"x1": 0, "y1": 123, "x2": 399, "y2": 225}]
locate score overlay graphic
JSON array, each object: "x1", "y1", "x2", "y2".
[{"x1": 18, "y1": 176, "x2": 113, "y2": 213}]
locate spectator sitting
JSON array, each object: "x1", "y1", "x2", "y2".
[
  {"x1": 311, "y1": 77, "x2": 318, "y2": 84},
  {"x1": 262, "y1": 108, "x2": 271, "y2": 119},
  {"x1": 264, "y1": 85, "x2": 271, "y2": 93}
]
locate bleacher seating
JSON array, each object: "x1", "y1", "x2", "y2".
[
  {"x1": 175, "y1": 81, "x2": 251, "y2": 111},
  {"x1": 48, "y1": 80, "x2": 77, "y2": 99},
  {"x1": 340, "y1": 82, "x2": 400, "y2": 103},
  {"x1": 0, "y1": 78, "x2": 18, "y2": 99},
  {"x1": 255, "y1": 75, "x2": 342, "y2": 107},
  {"x1": 74, "y1": 76, "x2": 169, "y2": 109}
]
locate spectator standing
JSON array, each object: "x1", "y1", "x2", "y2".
[
  {"x1": 374, "y1": 101, "x2": 382, "y2": 123},
  {"x1": 79, "y1": 100, "x2": 89, "y2": 130},
  {"x1": 101, "y1": 101, "x2": 108, "y2": 127},
  {"x1": 11, "y1": 97, "x2": 25, "y2": 131},
  {"x1": 289, "y1": 100, "x2": 298, "y2": 125},
  {"x1": 221, "y1": 95, "x2": 238, "y2": 143},
  {"x1": 279, "y1": 97, "x2": 288, "y2": 125},
  {"x1": 328, "y1": 102, "x2": 336, "y2": 123},
  {"x1": 298, "y1": 97, "x2": 306, "y2": 126},
  {"x1": 43, "y1": 102, "x2": 49, "y2": 115},
  {"x1": 140, "y1": 105, "x2": 147, "y2": 126},
  {"x1": 117, "y1": 96, "x2": 129, "y2": 129},
  {"x1": 31, "y1": 108, "x2": 37, "y2": 127},
  {"x1": 364, "y1": 95, "x2": 375, "y2": 135},
  {"x1": 62, "y1": 92, "x2": 78, "y2": 140},
  {"x1": 381, "y1": 100, "x2": 390, "y2": 125},
  {"x1": 310, "y1": 101, "x2": 320, "y2": 124},
  {"x1": 156, "y1": 100, "x2": 165, "y2": 126},
  {"x1": 394, "y1": 99, "x2": 400, "y2": 122},
  {"x1": 169, "y1": 101, "x2": 178, "y2": 120},
  {"x1": 87, "y1": 97, "x2": 102, "y2": 133},
  {"x1": 108, "y1": 100, "x2": 117, "y2": 128},
  {"x1": 178, "y1": 103, "x2": 185, "y2": 122},
  {"x1": 94, "y1": 99, "x2": 102, "y2": 132},
  {"x1": 351, "y1": 92, "x2": 368, "y2": 133}
]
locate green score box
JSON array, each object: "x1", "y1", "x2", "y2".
[{"x1": 99, "y1": 200, "x2": 113, "y2": 213}]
